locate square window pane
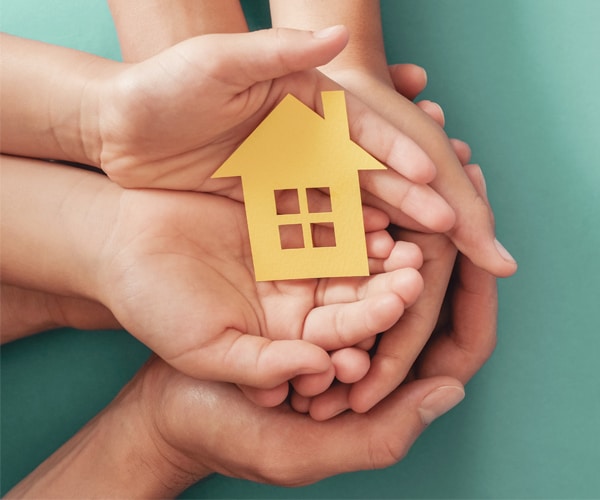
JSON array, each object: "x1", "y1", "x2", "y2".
[
  {"x1": 275, "y1": 189, "x2": 300, "y2": 215},
  {"x1": 311, "y1": 222, "x2": 336, "y2": 248},
  {"x1": 279, "y1": 224, "x2": 305, "y2": 249},
  {"x1": 306, "y1": 187, "x2": 332, "y2": 213}
]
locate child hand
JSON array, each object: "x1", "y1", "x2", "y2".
[{"x1": 95, "y1": 27, "x2": 454, "y2": 233}]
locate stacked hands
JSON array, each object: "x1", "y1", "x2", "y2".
[{"x1": 1, "y1": 20, "x2": 516, "y2": 498}]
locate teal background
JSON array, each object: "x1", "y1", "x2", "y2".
[{"x1": 1, "y1": 0, "x2": 599, "y2": 498}]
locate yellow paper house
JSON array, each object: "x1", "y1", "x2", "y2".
[{"x1": 212, "y1": 91, "x2": 386, "y2": 281}]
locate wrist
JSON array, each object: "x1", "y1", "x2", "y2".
[
  {"x1": 6, "y1": 360, "x2": 204, "y2": 498},
  {"x1": 53, "y1": 57, "x2": 121, "y2": 169}
]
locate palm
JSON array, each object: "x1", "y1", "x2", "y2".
[
  {"x1": 100, "y1": 39, "x2": 323, "y2": 194},
  {"x1": 100, "y1": 189, "x2": 420, "y2": 389}
]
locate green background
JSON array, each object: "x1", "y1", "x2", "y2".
[{"x1": 1, "y1": 0, "x2": 599, "y2": 498}]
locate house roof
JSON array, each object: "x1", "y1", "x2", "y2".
[{"x1": 212, "y1": 91, "x2": 386, "y2": 183}]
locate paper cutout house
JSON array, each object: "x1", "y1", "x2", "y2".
[{"x1": 212, "y1": 91, "x2": 386, "y2": 281}]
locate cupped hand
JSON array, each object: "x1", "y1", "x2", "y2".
[
  {"x1": 323, "y1": 63, "x2": 517, "y2": 278},
  {"x1": 96, "y1": 180, "x2": 423, "y2": 396},
  {"x1": 125, "y1": 355, "x2": 465, "y2": 490},
  {"x1": 302, "y1": 164, "x2": 497, "y2": 420},
  {"x1": 96, "y1": 27, "x2": 454, "y2": 233}
]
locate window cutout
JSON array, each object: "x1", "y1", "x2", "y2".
[
  {"x1": 275, "y1": 189, "x2": 300, "y2": 215},
  {"x1": 279, "y1": 224, "x2": 305, "y2": 249},
  {"x1": 307, "y1": 187, "x2": 332, "y2": 213},
  {"x1": 311, "y1": 222, "x2": 336, "y2": 248}
]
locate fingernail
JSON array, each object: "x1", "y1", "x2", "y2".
[
  {"x1": 494, "y1": 238, "x2": 516, "y2": 264},
  {"x1": 313, "y1": 25, "x2": 345, "y2": 39},
  {"x1": 418, "y1": 66, "x2": 428, "y2": 86},
  {"x1": 430, "y1": 101, "x2": 445, "y2": 123},
  {"x1": 419, "y1": 386, "x2": 465, "y2": 425},
  {"x1": 474, "y1": 164, "x2": 487, "y2": 196}
]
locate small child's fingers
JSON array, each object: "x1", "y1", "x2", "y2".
[
  {"x1": 450, "y1": 138, "x2": 472, "y2": 166},
  {"x1": 345, "y1": 94, "x2": 437, "y2": 184},
  {"x1": 308, "y1": 383, "x2": 352, "y2": 421},
  {"x1": 365, "y1": 230, "x2": 395, "y2": 260},
  {"x1": 303, "y1": 292, "x2": 405, "y2": 351},
  {"x1": 238, "y1": 382, "x2": 290, "y2": 408},
  {"x1": 331, "y1": 348, "x2": 371, "y2": 384},
  {"x1": 368, "y1": 240, "x2": 424, "y2": 274},
  {"x1": 317, "y1": 267, "x2": 423, "y2": 307},
  {"x1": 290, "y1": 391, "x2": 312, "y2": 414},
  {"x1": 355, "y1": 335, "x2": 377, "y2": 351},
  {"x1": 291, "y1": 365, "x2": 336, "y2": 397},
  {"x1": 165, "y1": 330, "x2": 332, "y2": 389},
  {"x1": 362, "y1": 203, "x2": 391, "y2": 232}
]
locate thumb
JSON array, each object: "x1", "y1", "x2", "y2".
[
  {"x1": 298, "y1": 377, "x2": 465, "y2": 479},
  {"x1": 361, "y1": 377, "x2": 465, "y2": 468},
  {"x1": 164, "y1": 329, "x2": 332, "y2": 389},
  {"x1": 188, "y1": 26, "x2": 349, "y2": 89}
]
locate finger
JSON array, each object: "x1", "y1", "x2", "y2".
[
  {"x1": 291, "y1": 364, "x2": 335, "y2": 398},
  {"x1": 417, "y1": 100, "x2": 445, "y2": 127},
  {"x1": 362, "y1": 204, "x2": 391, "y2": 232},
  {"x1": 359, "y1": 169, "x2": 456, "y2": 233},
  {"x1": 365, "y1": 230, "x2": 395, "y2": 260},
  {"x1": 186, "y1": 26, "x2": 350, "y2": 91},
  {"x1": 388, "y1": 63, "x2": 428, "y2": 100},
  {"x1": 368, "y1": 240, "x2": 424, "y2": 274},
  {"x1": 416, "y1": 164, "x2": 498, "y2": 383},
  {"x1": 309, "y1": 383, "x2": 352, "y2": 421},
  {"x1": 165, "y1": 330, "x2": 331, "y2": 389},
  {"x1": 290, "y1": 390, "x2": 311, "y2": 413},
  {"x1": 184, "y1": 373, "x2": 463, "y2": 485},
  {"x1": 238, "y1": 382, "x2": 291, "y2": 408},
  {"x1": 450, "y1": 139, "x2": 472, "y2": 166},
  {"x1": 346, "y1": 95, "x2": 438, "y2": 184},
  {"x1": 348, "y1": 234, "x2": 457, "y2": 413},
  {"x1": 303, "y1": 292, "x2": 406, "y2": 351},
  {"x1": 359, "y1": 134, "x2": 474, "y2": 232},
  {"x1": 355, "y1": 335, "x2": 377, "y2": 351},
  {"x1": 416, "y1": 254, "x2": 497, "y2": 384},
  {"x1": 331, "y1": 347, "x2": 370, "y2": 384},
  {"x1": 317, "y1": 267, "x2": 423, "y2": 307},
  {"x1": 341, "y1": 77, "x2": 517, "y2": 277}
]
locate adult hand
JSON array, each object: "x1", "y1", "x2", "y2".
[
  {"x1": 323, "y1": 64, "x2": 517, "y2": 278},
  {"x1": 299, "y1": 166, "x2": 497, "y2": 419},
  {"x1": 6, "y1": 354, "x2": 465, "y2": 498}
]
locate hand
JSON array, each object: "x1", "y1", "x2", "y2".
[
  {"x1": 96, "y1": 27, "x2": 455, "y2": 233},
  {"x1": 323, "y1": 63, "x2": 517, "y2": 278},
  {"x1": 96, "y1": 182, "x2": 424, "y2": 402},
  {"x1": 300, "y1": 166, "x2": 497, "y2": 419},
  {"x1": 286, "y1": 64, "x2": 479, "y2": 418},
  {"x1": 123, "y1": 357, "x2": 466, "y2": 490},
  {"x1": 5, "y1": 354, "x2": 465, "y2": 498}
]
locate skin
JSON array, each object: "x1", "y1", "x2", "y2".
[
  {"x1": 2, "y1": 64, "x2": 493, "y2": 496},
  {"x1": 105, "y1": 0, "x2": 511, "y2": 415},
  {"x1": 4, "y1": 354, "x2": 465, "y2": 498},
  {"x1": 0, "y1": 30, "x2": 454, "y2": 233},
  {"x1": 1, "y1": 155, "x2": 423, "y2": 399}
]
